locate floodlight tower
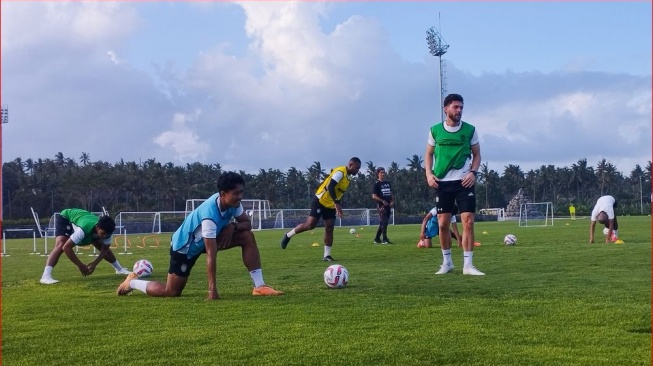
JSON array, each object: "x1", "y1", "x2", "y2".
[
  {"x1": 1, "y1": 105, "x2": 7, "y2": 255},
  {"x1": 426, "y1": 25, "x2": 449, "y2": 122}
]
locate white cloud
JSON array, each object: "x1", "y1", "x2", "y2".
[
  {"x1": 1, "y1": 2, "x2": 650, "y2": 177},
  {"x1": 154, "y1": 112, "x2": 210, "y2": 162}
]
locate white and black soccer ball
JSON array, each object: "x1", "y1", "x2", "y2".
[
  {"x1": 133, "y1": 259, "x2": 154, "y2": 278},
  {"x1": 504, "y1": 234, "x2": 517, "y2": 246},
  {"x1": 349, "y1": 228, "x2": 357, "y2": 235},
  {"x1": 324, "y1": 264, "x2": 349, "y2": 289}
]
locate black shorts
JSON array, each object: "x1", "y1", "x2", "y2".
[
  {"x1": 54, "y1": 215, "x2": 74, "y2": 237},
  {"x1": 435, "y1": 180, "x2": 476, "y2": 214},
  {"x1": 309, "y1": 197, "x2": 336, "y2": 220},
  {"x1": 168, "y1": 247, "x2": 203, "y2": 278}
]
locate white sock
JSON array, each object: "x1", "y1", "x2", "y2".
[
  {"x1": 110, "y1": 261, "x2": 123, "y2": 271},
  {"x1": 42, "y1": 266, "x2": 54, "y2": 279},
  {"x1": 249, "y1": 269, "x2": 265, "y2": 288},
  {"x1": 463, "y1": 251, "x2": 473, "y2": 267},
  {"x1": 442, "y1": 249, "x2": 452, "y2": 266},
  {"x1": 287, "y1": 229, "x2": 297, "y2": 238},
  {"x1": 612, "y1": 230, "x2": 619, "y2": 238},
  {"x1": 131, "y1": 280, "x2": 149, "y2": 294},
  {"x1": 324, "y1": 246, "x2": 332, "y2": 257}
]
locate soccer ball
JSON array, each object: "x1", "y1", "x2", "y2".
[
  {"x1": 133, "y1": 259, "x2": 153, "y2": 278},
  {"x1": 349, "y1": 228, "x2": 357, "y2": 234},
  {"x1": 324, "y1": 264, "x2": 349, "y2": 289},
  {"x1": 504, "y1": 234, "x2": 517, "y2": 246}
]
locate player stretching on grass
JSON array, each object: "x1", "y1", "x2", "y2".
[
  {"x1": 40, "y1": 208, "x2": 130, "y2": 284},
  {"x1": 419, "y1": 205, "x2": 462, "y2": 248},
  {"x1": 424, "y1": 93, "x2": 484, "y2": 276},
  {"x1": 117, "y1": 172, "x2": 283, "y2": 299},
  {"x1": 589, "y1": 195, "x2": 619, "y2": 243},
  {"x1": 280, "y1": 157, "x2": 362, "y2": 261}
]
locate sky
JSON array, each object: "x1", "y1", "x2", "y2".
[{"x1": 1, "y1": 1, "x2": 651, "y2": 177}]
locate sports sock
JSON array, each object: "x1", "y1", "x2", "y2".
[
  {"x1": 110, "y1": 261, "x2": 124, "y2": 271},
  {"x1": 463, "y1": 251, "x2": 473, "y2": 267},
  {"x1": 324, "y1": 246, "x2": 332, "y2": 257},
  {"x1": 42, "y1": 266, "x2": 54, "y2": 278},
  {"x1": 249, "y1": 269, "x2": 265, "y2": 288},
  {"x1": 442, "y1": 249, "x2": 452, "y2": 266},
  {"x1": 131, "y1": 279, "x2": 149, "y2": 293},
  {"x1": 287, "y1": 229, "x2": 297, "y2": 238}
]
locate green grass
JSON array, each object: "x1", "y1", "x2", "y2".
[{"x1": 2, "y1": 217, "x2": 651, "y2": 366}]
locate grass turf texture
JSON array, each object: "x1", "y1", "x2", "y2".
[{"x1": 2, "y1": 217, "x2": 651, "y2": 366}]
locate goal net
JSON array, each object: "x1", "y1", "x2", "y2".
[
  {"x1": 478, "y1": 208, "x2": 506, "y2": 221},
  {"x1": 519, "y1": 202, "x2": 553, "y2": 227},
  {"x1": 273, "y1": 208, "x2": 374, "y2": 229}
]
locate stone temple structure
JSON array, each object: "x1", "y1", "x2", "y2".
[{"x1": 505, "y1": 188, "x2": 531, "y2": 217}]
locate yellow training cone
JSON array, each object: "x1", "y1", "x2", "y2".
[
  {"x1": 312, "y1": 242, "x2": 320, "y2": 247},
  {"x1": 614, "y1": 240, "x2": 624, "y2": 244},
  {"x1": 482, "y1": 231, "x2": 488, "y2": 235}
]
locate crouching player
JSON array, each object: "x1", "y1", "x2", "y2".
[
  {"x1": 419, "y1": 205, "x2": 461, "y2": 248},
  {"x1": 117, "y1": 172, "x2": 283, "y2": 300}
]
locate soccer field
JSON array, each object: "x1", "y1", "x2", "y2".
[{"x1": 2, "y1": 217, "x2": 651, "y2": 366}]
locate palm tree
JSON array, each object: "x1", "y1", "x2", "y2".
[
  {"x1": 79, "y1": 152, "x2": 91, "y2": 166},
  {"x1": 406, "y1": 155, "x2": 423, "y2": 172}
]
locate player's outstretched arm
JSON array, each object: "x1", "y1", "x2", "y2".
[{"x1": 204, "y1": 237, "x2": 219, "y2": 300}]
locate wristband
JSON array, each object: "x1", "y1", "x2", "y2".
[
  {"x1": 334, "y1": 199, "x2": 341, "y2": 204},
  {"x1": 470, "y1": 170, "x2": 478, "y2": 177}
]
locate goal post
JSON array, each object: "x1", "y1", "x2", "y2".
[
  {"x1": 519, "y1": 202, "x2": 553, "y2": 227},
  {"x1": 478, "y1": 208, "x2": 505, "y2": 221}
]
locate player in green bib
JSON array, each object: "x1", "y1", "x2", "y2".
[
  {"x1": 39, "y1": 208, "x2": 130, "y2": 284},
  {"x1": 424, "y1": 93, "x2": 484, "y2": 276}
]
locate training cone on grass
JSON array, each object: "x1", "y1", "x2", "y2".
[
  {"x1": 614, "y1": 240, "x2": 624, "y2": 244},
  {"x1": 482, "y1": 231, "x2": 488, "y2": 235},
  {"x1": 312, "y1": 242, "x2": 320, "y2": 247}
]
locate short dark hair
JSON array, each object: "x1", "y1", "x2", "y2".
[
  {"x1": 443, "y1": 93, "x2": 464, "y2": 107},
  {"x1": 97, "y1": 215, "x2": 116, "y2": 234},
  {"x1": 217, "y1": 171, "x2": 245, "y2": 192},
  {"x1": 376, "y1": 167, "x2": 385, "y2": 175},
  {"x1": 349, "y1": 157, "x2": 361, "y2": 165}
]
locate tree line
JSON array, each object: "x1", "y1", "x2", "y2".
[{"x1": 2, "y1": 152, "x2": 651, "y2": 224}]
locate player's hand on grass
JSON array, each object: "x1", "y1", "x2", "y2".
[
  {"x1": 77, "y1": 263, "x2": 90, "y2": 276},
  {"x1": 86, "y1": 263, "x2": 97, "y2": 275}
]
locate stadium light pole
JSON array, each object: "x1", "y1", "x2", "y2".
[
  {"x1": 426, "y1": 25, "x2": 449, "y2": 122},
  {"x1": 1, "y1": 105, "x2": 8, "y2": 255}
]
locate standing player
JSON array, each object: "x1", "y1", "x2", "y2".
[
  {"x1": 280, "y1": 157, "x2": 362, "y2": 261},
  {"x1": 117, "y1": 172, "x2": 283, "y2": 299},
  {"x1": 39, "y1": 208, "x2": 130, "y2": 284},
  {"x1": 424, "y1": 93, "x2": 484, "y2": 275},
  {"x1": 371, "y1": 167, "x2": 395, "y2": 244},
  {"x1": 589, "y1": 195, "x2": 619, "y2": 243},
  {"x1": 569, "y1": 203, "x2": 576, "y2": 221}
]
